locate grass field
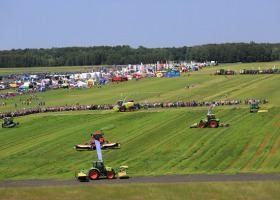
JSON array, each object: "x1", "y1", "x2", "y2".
[
  {"x1": 1, "y1": 181, "x2": 280, "y2": 200},
  {"x1": 0, "y1": 62, "x2": 279, "y2": 198}
]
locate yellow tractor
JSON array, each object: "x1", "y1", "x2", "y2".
[{"x1": 113, "y1": 100, "x2": 138, "y2": 112}]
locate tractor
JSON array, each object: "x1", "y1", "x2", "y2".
[
  {"x1": 88, "y1": 161, "x2": 116, "y2": 180},
  {"x1": 2, "y1": 117, "x2": 19, "y2": 128},
  {"x1": 250, "y1": 102, "x2": 259, "y2": 113},
  {"x1": 76, "y1": 161, "x2": 115, "y2": 181},
  {"x1": 76, "y1": 161, "x2": 116, "y2": 181},
  {"x1": 190, "y1": 114, "x2": 231, "y2": 128},
  {"x1": 198, "y1": 114, "x2": 220, "y2": 128},
  {"x1": 113, "y1": 100, "x2": 138, "y2": 112},
  {"x1": 76, "y1": 162, "x2": 129, "y2": 181}
]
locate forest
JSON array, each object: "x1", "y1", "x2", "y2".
[{"x1": 0, "y1": 42, "x2": 280, "y2": 68}]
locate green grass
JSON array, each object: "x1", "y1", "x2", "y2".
[
  {"x1": 0, "y1": 62, "x2": 280, "y2": 198},
  {"x1": 1, "y1": 108, "x2": 278, "y2": 180},
  {"x1": 1, "y1": 181, "x2": 280, "y2": 200}
]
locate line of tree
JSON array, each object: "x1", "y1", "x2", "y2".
[{"x1": 0, "y1": 42, "x2": 280, "y2": 68}]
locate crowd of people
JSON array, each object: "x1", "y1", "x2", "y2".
[{"x1": 0, "y1": 98, "x2": 268, "y2": 119}]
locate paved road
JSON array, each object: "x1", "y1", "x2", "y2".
[{"x1": 1, "y1": 174, "x2": 280, "y2": 188}]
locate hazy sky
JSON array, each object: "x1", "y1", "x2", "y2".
[{"x1": 1, "y1": 0, "x2": 279, "y2": 50}]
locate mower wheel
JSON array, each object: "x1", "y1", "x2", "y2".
[
  {"x1": 199, "y1": 122, "x2": 205, "y2": 128},
  {"x1": 209, "y1": 121, "x2": 218, "y2": 128},
  {"x1": 129, "y1": 107, "x2": 135, "y2": 112},
  {"x1": 89, "y1": 169, "x2": 100, "y2": 180},
  {"x1": 107, "y1": 171, "x2": 116, "y2": 179}
]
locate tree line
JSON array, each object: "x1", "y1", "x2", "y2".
[{"x1": 0, "y1": 42, "x2": 280, "y2": 68}]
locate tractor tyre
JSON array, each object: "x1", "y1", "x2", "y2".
[
  {"x1": 89, "y1": 169, "x2": 100, "y2": 180},
  {"x1": 129, "y1": 107, "x2": 135, "y2": 112},
  {"x1": 120, "y1": 106, "x2": 126, "y2": 112},
  {"x1": 199, "y1": 122, "x2": 205, "y2": 128},
  {"x1": 107, "y1": 171, "x2": 115, "y2": 179},
  {"x1": 209, "y1": 121, "x2": 218, "y2": 128}
]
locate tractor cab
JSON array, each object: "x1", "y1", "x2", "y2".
[
  {"x1": 3, "y1": 117, "x2": 13, "y2": 125},
  {"x1": 116, "y1": 100, "x2": 124, "y2": 107},
  {"x1": 91, "y1": 132, "x2": 105, "y2": 144},
  {"x1": 207, "y1": 114, "x2": 217, "y2": 121},
  {"x1": 250, "y1": 103, "x2": 259, "y2": 113},
  {"x1": 93, "y1": 161, "x2": 105, "y2": 171}
]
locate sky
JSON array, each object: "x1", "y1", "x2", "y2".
[{"x1": 0, "y1": 0, "x2": 280, "y2": 50}]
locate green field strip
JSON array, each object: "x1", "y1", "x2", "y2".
[
  {"x1": 213, "y1": 111, "x2": 259, "y2": 173},
  {"x1": 249, "y1": 115, "x2": 280, "y2": 172},
  {"x1": 259, "y1": 121, "x2": 280, "y2": 171},
  {"x1": 239, "y1": 111, "x2": 279, "y2": 172},
  {"x1": 201, "y1": 75, "x2": 274, "y2": 101},
  {"x1": 166, "y1": 110, "x2": 241, "y2": 173},
  {"x1": 227, "y1": 113, "x2": 276, "y2": 173},
  {"x1": 183, "y1": 128, "x2": 230, "y2": 173},
  {"x1": 171, "y1": 129, "x2": 225, "y2": 173}
]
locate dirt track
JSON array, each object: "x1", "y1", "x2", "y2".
[{"x1": 1, "y1": 174, "x2": 280, "y2": 188}]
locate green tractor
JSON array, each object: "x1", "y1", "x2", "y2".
[
  {"x1": 198, "y1": 114, "x2": 220, "y2": 128},
  {"x1": 250, "y1": 102, "x2": 259, "y2": 113},
  {"x1": 76, "y1": 162, "x2": 129, "y2": 181},
  {"x1": 76, "y1": 161, "x2": 115, "y2": 181},
  {"x1": 2, "y1": 117, "x2": 19, "y2": 128},
  {"x1": 88, "y1": 161, "x2": 116, "y2": 180},
  {"x1": 113, "y1": 100, "x2": 138, "y2": 112},
  {"x1": 190, "y1": 114, "x2": 230, "y2": 128},
  {"x1": 190, "y1": 114, "x2": 231, "y2": 128}
]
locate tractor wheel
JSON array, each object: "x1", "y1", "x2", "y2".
[
  {"x1": 120, "y1": 106, "x2": 126, "y2": 112},
  {"x1": 209, "y1": 121, "x2": 218, "y2": 128},
  {"x1": 129, "y1": 107, "x2": 135, "y2": 112},
  {"x1": 199, "y1": 122, "x2": 205, "y2": 128},
  {"x1": 107, "y1": 171, "x2": 115, "y2": 179},
  {"x1": 89, "y1": 169, "x2": 100, "y2": 180}
]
